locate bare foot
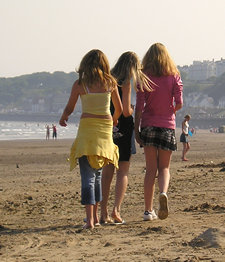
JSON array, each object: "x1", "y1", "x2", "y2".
[
  {"x1": 94, "y1": 217, "x2": 100, "y2": 225},
  {"x1": 100, "y1": 216, "x2": 114, "y2": 224},
  {"x1": 83, "y1": 217, "x2": 100, "y2": 226},
  {"x1": 111, "y1": 210, "x2": 123, "y2": 223},
  {"x1": 83, "y1": 223, "x2": 94, "y2": 230}
]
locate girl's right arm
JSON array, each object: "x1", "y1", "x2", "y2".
[
  {"x1": 121, "y1": 81, "x2": 134, "y2": 117},
  {"x1": 173, "y1": 75, "x2": 183, "y2": 115},
  {"x1": 181, "y1": 120, "x2": 186, "y2": 134},
  {"x1": 59, "y1": 80, "x2": 80, "y2": 127},
  {"x1": 134, "y1": 89, "x2": 145, "y2": 145},
  {"x1": 111, "y1": 86, "x2": 123, "y2": 126},
  {"x1": 134, "y1": 109, "x2": 142, "y2": 145}
]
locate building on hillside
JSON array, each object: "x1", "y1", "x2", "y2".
[
  {"x1": 216, "y1": 58, "x2": 225, "y2": 76},
  {"x1": 218, "y1": 96, "x2": 225, "y2": 109},
  {"x1": 188, "y1": 60, "x2": 216, "y2": 81},
  {"x1": 179, "y1": 58, "x2": 225, "y2": 81},
  {"x1": 51, "y1": 93, "x2": 82, "y2": 114},
  {"x1": 31, "y1": 98, "x2": 45, "y2": 113},
  {"x1": 51, "y1": 93, "x2": 70, "y2": 113}
]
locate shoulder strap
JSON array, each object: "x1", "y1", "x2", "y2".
[
  {"x1": 82, "y1": 83, "x2": 88, "y2": 94},
  {"x1": 86, "y1": 86, "x2": 90, "y2": 93}
]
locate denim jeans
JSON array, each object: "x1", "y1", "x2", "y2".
[
  {"x1": 131, "y1": 130, "x2": 136, "y2": 155},
  {"x1": 78, "y1": 156, "x2": 102, "y2": 205}
]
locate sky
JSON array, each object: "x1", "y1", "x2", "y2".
[{"x1": 0, "y1": 0, "x2": 225, "y2": 78}]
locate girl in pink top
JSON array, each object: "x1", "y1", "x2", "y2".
[{"x1": 135, "y1": 43, "x2": 183, "y2": 221}]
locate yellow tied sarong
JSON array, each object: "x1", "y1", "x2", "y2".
[{"x1": 70, "y1": 118, "x2": 119, "y2": 170}]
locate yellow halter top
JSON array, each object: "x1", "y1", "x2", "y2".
[{"x1": 80, "y1": 85, "x2": 111, "y2": 115}]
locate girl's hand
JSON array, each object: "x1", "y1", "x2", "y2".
[
  {"x1": 135, "y1": 130, "x2": 143, "y2": 146},
  {"x1": 113, "y1": 119, "x2": 118, "y2": 127},
  {"x1": 59, "y1": 115, "x2": 68, "y2": 127}
]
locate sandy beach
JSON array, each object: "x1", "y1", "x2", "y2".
[{"x1": 0, "y1": 129, "x2": 225, "y2": 261}]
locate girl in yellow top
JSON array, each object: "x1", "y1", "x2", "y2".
[{"x1": 59, "y1": 49, "x2": 122, "y2": 229}]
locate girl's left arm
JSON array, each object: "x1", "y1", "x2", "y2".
[
  {"x1": 59, "y1": 80, "x2": 80, "y2": 127},
  {"x1": 173, "y1": 75, "x2": 183, "y2": 114},
  {"x1": 111, "y1": 86, "x2": 123, "y2": 126},
  {"x1": 174, "y1": 103, "x2": 183, "y2": 115}
]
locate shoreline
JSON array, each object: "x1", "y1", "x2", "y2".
[
  {"x1": 0, "y1": 138, "x2": 75, "y2": 143},
  {"x1": 1, "y1": 113, "x2": 225, "y2": 129},
  {"x1": 0, "y1": 128, "x2": 217, "y2": 142}
]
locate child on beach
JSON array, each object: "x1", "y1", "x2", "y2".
[
  {"x1": 135, "y1": 43, "x2": 183, "y2": 221},
  {"x1": 180, "y1": 114, "x2": 191, "y2": 161},
  {"x1": 100, "y1": 51, "x2": 153, "y2": 224},
  {"x1": 59, "y1": 49, "x2": 122, "y2": 229},
  {"x1": 45, "y1": 124, "x2": 50, "y2": 140},
  {"x1": 52, "y1": 124, "x2": 57, "y2": 139}
]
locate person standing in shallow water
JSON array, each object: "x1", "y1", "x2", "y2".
[
  {"x1": 52, "y1": 124, "x2": 57, "y2": 139},
  {"x1": 100, "y1": 51, "x2": 153, "y2": 224},
  {"x1": 59, "y1": 49, "x2": 122, "y2": 229},
  {"x1": 135, "y1": 43, "x2": 183, "y2": 221},
  {"x1": 180, "y1": 114, "x2": 191, "y2": 161},
  {"x1": 46, "y1": 125, "x2": 50, "y2": 140}
]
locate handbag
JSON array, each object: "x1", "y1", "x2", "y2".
[{"x1": 113, "y1": 126, "x2": 123, "y2": 140}]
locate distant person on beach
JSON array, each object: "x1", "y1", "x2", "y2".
[
  {"x1": 135, "y1": 43, "x2": 183, "y2": 221},
  {"x1": 46, "y1": 125, "x2": 50, "y2": 140},
  {"x1": 59, "y1": 49, "x2": 122, "y2": 229},
  {"x1": 180, "y1": 114, "x2": 191, "y2": 161},
  {"x1": 100, "y1": 51, "x2": 153, "y2": 224},
  {"x1": 52, "y1": 124, "x2": 57, "y2": 139}
]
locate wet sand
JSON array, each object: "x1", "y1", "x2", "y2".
[{"x1": 0, "y1": 130, "x2": 225, "y2": 261}]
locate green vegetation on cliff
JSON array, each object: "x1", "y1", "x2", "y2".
[
  {"x1": 0, "y1": 71, "x2": 78, "y2": 109},
  {"x1": 0, "y1": 71, "x2": 224, "y2": 113}
]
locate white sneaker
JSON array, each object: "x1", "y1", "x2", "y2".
[
  {"x1": 143, "y1": 210, "x2": 158, "y2": 221},
  {"x1": 158, "y1": 192, "x2": 168, "y2": 220}
]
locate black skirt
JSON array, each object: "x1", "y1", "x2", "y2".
[{"x1": 113, "y1": 115, "x2": 134, "y2": 161}]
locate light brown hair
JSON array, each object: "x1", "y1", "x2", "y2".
[
  {"x1": 78, "y1": 49, "x2": 117, "y2": 91},
  {"x1": 185, "y1": 114, "x2": 191, "y2": 120},
  {"x1": 111, "y1": 51, "x2": 153, "y2": 92},
  {"x1": 142, "y1": 43, "x2": 180, "y2": 77}
]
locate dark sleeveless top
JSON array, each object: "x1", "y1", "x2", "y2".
[{"x1": 110, "y1": 84, "x2": 134, "y2": 161}]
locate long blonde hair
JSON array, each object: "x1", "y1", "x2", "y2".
[
  {"x1": 111, "y1": 51, "x2": 153, "y2": 92},
  {"x1": 78, "y1": 49, "x2": 117, "y2": 91},
  {"x1": 142, "y1": 43, "x2": 180, "y2": 77}
]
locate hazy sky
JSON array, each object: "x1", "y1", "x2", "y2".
[{"x1": 0, "y1": 0, "x2": 225, "y2": 77}]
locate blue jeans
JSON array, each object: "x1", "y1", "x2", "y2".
[
  {"x1": 78, "y1": 156, "x2": 102, "y2": 205},
  {"x1": 131, "y1": 130, "x2": 136, "y2": 154}
]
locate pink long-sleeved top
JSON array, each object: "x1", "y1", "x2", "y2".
[{"x1": 136, "y1": 74, "x2": 183, "y2": 130}]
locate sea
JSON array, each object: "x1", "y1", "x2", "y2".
[{"x1": 0, "y1": 121, "x2": 78, "y2": 141}]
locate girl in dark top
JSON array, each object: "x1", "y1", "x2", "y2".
[
  {"x1": 100, "y1": 51, "x2": 153, "y2": 224},
  {"x1": 110, "y1": 81, "x2": 134, "y2": 161}
]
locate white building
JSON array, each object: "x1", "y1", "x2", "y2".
[
  {"x1": 179, "y1": 58, "x2": 225, "y2": 81},
  {"x1": 188, "y1": 60, "x2": 216, "y2": 81},
  {"x1": 216, "y1": 58, "x2": 225, "y2": 77},
  {"x1": 218, "y1": 96, "x2": 225, "y2": 109}
]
